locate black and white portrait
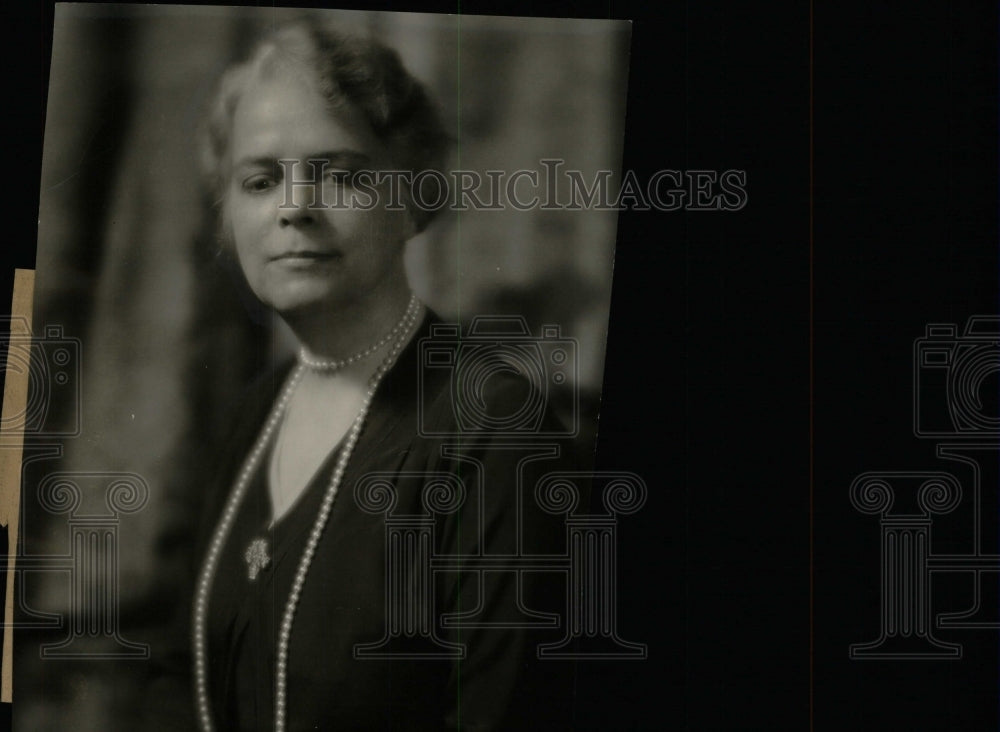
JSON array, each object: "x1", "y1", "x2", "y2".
[{"x1": 13, "y1": 4, "x2": 631, "y2": 730}]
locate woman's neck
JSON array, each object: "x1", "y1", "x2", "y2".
[{"x1": 280, "y1": 263, "x2": 414, "y2": 363}]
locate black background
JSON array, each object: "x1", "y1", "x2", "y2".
[{"x1": 0, "y1": 1, "x2": 996, "y2": 730}]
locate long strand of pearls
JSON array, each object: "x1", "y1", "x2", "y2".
[
  {"x1": 192, "y1": 295, "x2": 423, "y2": 732},
  {"x1": 274, "y1": 297, "x2": 421, "y2": 730}
]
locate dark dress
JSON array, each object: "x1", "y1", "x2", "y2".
[{"x1": 195, "y1": 311, "x2": 579, "y2": 731}]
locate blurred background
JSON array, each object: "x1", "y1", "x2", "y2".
[{"x1": 16, "y1": 4, "x2": 629, "y2": 728}]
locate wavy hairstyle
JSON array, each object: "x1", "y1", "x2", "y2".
[{"x1": 198, "y1": 20, "x2": 451, "y2": 235}]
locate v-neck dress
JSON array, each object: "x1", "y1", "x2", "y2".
[
  {"x1": 197, "y1": 312, "x2": 578, "y2": 731},
  {"x1": 207, "y1": 434, "x2": 342, "y2": 729}
]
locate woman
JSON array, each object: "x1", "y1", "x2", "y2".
[{"x1": 187, "y1": 21, "x2": 575, "y2": 731}]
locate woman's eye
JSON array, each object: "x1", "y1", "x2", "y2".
[{"x1": 242, "y1": 175, "x2": 277, "y2": 193}]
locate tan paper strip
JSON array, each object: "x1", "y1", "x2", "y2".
[{"x1": 0, "y1": 268, "x2": 35, "y2": 703}]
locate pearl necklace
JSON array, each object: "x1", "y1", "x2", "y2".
[
  {"x1": 298, "y1": 293, "x2": 419, "y2": 372},
  {"x1": 192, "y1": 296, "x2": 424, "y2": 732}
]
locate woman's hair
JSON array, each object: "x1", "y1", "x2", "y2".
[{"x1": 199, "y1": 20, "x2": 451, "y2": 233}]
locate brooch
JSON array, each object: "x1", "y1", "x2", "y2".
[{"x1": 244, "y1": 537, "x2": 271, "y2": 581}]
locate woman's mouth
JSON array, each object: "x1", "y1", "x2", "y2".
[
  {"x1": 268, "y1": 251, "x2": 343, "y2": 271},
  {"x1": 271, "y1": 250, "x2": 341, "y2": 262}
]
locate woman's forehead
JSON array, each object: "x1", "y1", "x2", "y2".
[{"x1": 229, "y1": 75, "x2": 380, "y2": 167}]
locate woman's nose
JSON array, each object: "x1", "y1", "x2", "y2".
[
  {"x1": 277, "y1": 184, "x2": 319, "y2": 227},
  {"x1": 278, "y1": 199, "x2": 316, "y2": 227},
  {"x1": 277, "y1": 168, "x2": 321, "y2": 226}
]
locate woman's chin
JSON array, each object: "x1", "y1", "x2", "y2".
[{"x1": 260, "y1": 283, "x2": 344, "y2": 317}]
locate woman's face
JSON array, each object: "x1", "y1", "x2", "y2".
[{"x1": 225, "y1": 69, "x2": 415, "y2": 316}]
